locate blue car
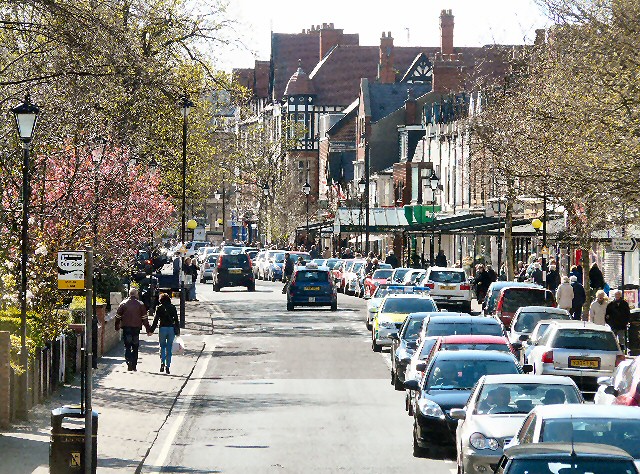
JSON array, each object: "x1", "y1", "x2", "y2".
[{"x1": 286, "y1": 263, "x2": 337, "y2": 311}]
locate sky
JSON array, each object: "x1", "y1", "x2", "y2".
[{"x1": 215, "y1": 0, "x2": 551, "y2": 72}]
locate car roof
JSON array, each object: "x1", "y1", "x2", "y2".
[
  {"x1": 548, "y1": 320, "x2": 613, "y2": 332},
  {"x1": 489, "y1": 281, "x2": 542, "y2": 290},
  {"x1": 384, "y1": 293, "x2": 431, "y2": 299},
  {"x1": 532, "y1": 404, "x2": 640, "y2": 419},
  {"x1": 429, "y1": 315, "x2": 501, "y2": 324},
  {"x1": 504, "y1": 442, "x2": 634, "y2": 460},
  {"x1": 427, "y1": 266, "x2": 465, "y2": 272},
  {"x1": 516, "y1": 306, "x2": 569, "y2": 314},
  {"x1": 433, "y1": 349, "x2": 516, "y2": 361},
  {"x1": 479, "y1": 374, "x2": 578, "y2": 385},
  {"x1": 441, "y1": 335, "x2": 508, "y2": 344}
]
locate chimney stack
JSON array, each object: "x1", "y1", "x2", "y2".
[
  {"x1": 404, "y1": 89, "x2": 418, "y2": 125},
  {"x1": 320, "y1": 23, "x2": 344, "y2": 60},
  {"x1": 378, "y1": 31, "x2": 395, "y2": 83},
  {"x1": 440, "y1": 9, "x2": 454, "y2": 55}
]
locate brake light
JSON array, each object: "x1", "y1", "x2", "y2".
[
  {"x1": 217, "y1": 256, "x2": 223, "y2": 269},
  {"x1": 460, "y1": 284, "x2": 470, "y2": 290},
  {"x1": 616, "y1": 354, "x2": 626, "y2": 367},
  {"x1": 145, "y1": 259, "x2": 152, "y2": 265},
  {"x1": 425, "y1": 281, "x2": 435, "y2": 289},
  {"x1": 496, "y1": 298, "x2": 503, "y2": 318},
  {"x1": 541, "y1": 351, "x2": 554, "y2": 363},
  {"x1": 247, "y1": 256, "x2": 252, "y2": 268}
]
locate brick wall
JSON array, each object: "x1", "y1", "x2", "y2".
[
  {"x1": 0, "y1": 331, "x2": 9, "y2": 428},
  {"x1": 102, "y1": 310, "x2": 121, "y2": 355}
]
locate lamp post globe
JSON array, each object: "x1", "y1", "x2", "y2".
[
  {"x1": 214, "y1": 190, "x2": 221, "y2": 200},
  {"x1": 11, "y1": 93, "x2": 40, "y2": 142},
  {"x1": 263, "y1": 183, "x2": 270, "y2": 196},
  {"x1": 429, "y1": 173, "x2": 440, "y2": 190},
  {"x1": 358, "y1": 176, "x2": 366, "y2": 195},
  {"x1": 531, "y1": 218, "x2": 543, "y2": 231},
  {"x1": 187, "y1": 219, "x2": 198, "y2": 231},
  {"x1": 302, "y1": 182, "x2": 311, "y2": 195}
]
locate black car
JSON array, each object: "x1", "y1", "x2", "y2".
[
  {"x1": 390, "y1": 312, "x2": 430, "y2": 391},
  {"x1": 496, "y1": 443, "x2": 637, "y2": 474},
  {"x1": 405, "y1": 350, "x2": 521, "y2": 457},
  {"x1": 417, "y1": 314, "x2": 505, "y2": 343},
  {"x1": 213, "y1": 253, "x2": 255, "y2": 291}
]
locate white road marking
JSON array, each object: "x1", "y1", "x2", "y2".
[{"x1": 150, "y1": 340, "x2": 215, "y2": 468}]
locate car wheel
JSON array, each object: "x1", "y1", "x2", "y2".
[
  {"x1": 330, "y1": 301, "x2": 337, "y2": 311},
  {"x1": 407, "y1": 396, "x2": 414, "y2": 416},
  {"x1": 394, "y1": 372, "x2": 404, "y2": 391},
  {"x1": 365, "y1": 320, "x2": 372, "y2": 331},
  {"x1": 372, "y1": 334, "x2": 382, "y2": 352},
  {"x1": 462, "y1": 301, "x2": 472, "y2": 313},
  {"x1": 247, "y1": 283, "x2": 256, "y2": 292},
  {"x1": 271, "y1": 273, "x2": 276, "y2": 282},
  {"x1": 413, "y1": 425, "x2": 429, "y2": 458},
  {"x1": 213, "y1": 283, "x2": 221, "y2": 292},
  {"x1": 287, "y1": 302, "x2": 294, "y2": 311},
  {"x1": 390, "y1": 369, "x2": 395, "y2": 386}
]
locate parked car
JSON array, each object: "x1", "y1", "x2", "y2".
[
  {"x1": 337, "y1": 260, "x2": 356, "y2": 292},
  {"x1": 372, "y1": 294, "x2": 437, "y2": 352},
  {"x1": 330, "y1": 260, "x2": 346, "y2": 291},
  {"x1": 422, "y1": 266, "x2": 473, "y2": 312},
  {"x1": 404, "y1": 350, "x2": 523, "y2": 457},
  {"x1": 519, "y1": 319, "x2": 568, "y2": 365},
  {"x1": 363, "y1": 268, "x2": 393, "y2": 298},
  {"x1": 433, "y1": 334, "x2": 518, "y2": 355},
  {"x1": 508, "y1": 306, "x2": 571, "y2": 347},
  {"x1": 402, "y1": 269, "x2": 426, "y2": 286},
  {"x1": 220, "y1": 245, "x2": 244, "y2": 255},
  {"x1": 322, "y1": 258, "x2": 340, "y2": 270},
  {"x1": 404, "y1": 336, "x2": 440, "y2": 415},
  {"x1": 344, "y1": 259, "x2": 366, "y2": 295},
  {"x1": 506, "y1": 404, "x2": 640, "y2": 469},
  {"x1": 495, "y1": 286, "x2": 556, "y2": 328},
  {"x1": 496, "y1": 443, "x2": 638, "y2": 474},
  {"x1": 390, "y1": 312, "x2": 431, "y2": 390},
  {"x1": 390, "y1": 267, "x2": 411, "y2": 284},
  {"x1": 595, "y1": 355, "x2": 640, "y2": 406},
  {"x1": 286, "y1": 263, "x2": 337, "y2": 311},
  {"x1": 416, "y1": 314, "x2": 505, "y2": 344},
  {"x1": 199, "y1": 253, "x2": 219, "y2": 283},
  {"x1": 213, "y1": 253, "x2": 255, "y2": 292},
  {"x1": 483, "y1": 282, "x2": 542, "y2": 317},
  {"x1": 181, "y1": 240, "x2": 210, "y2": 258},
  {"x1": 452, "y1": 374, "x2": 583, "y2": 474},
  {"x1": 354, "y1": 263, "x2": 391, "y2": 298},
  {"x1": 365, "y1": 284, "x2": 430, "y2": 330},
  {"x1": 527, "y1": 321, "x2": 625, "y2": 397}
]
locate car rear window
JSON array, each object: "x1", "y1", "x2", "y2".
[
  {"x1": 206, "y1": 254, "x2": 219, "y2": 263},
  {"x1": 295, "y1": 270, "x2": 329, "y2": 283},
  {"x1": 222, "y1": 254, "x2": 250, "y2": 268},
  {"x1": 514, "y1": 311, "x2": 569, "y2": 332},
  {"x1": 427, "y1": 322, "x2": 503, "y2": 337},
  {"x1": 392, "y1": 269, "x2": 410, "y2": 281},
  {"x1": 502, "y1": 289, "x2": 554, "y2": 313},
  {"x1": 352, "y1": 262, "x2": 363, "y2": 272},
  {"x1": 475, "y1": 382, "x2": 581, "y2": 415},
  {"x1": 429, "y1": 271, "x2": 465, "y2": 283},
  {"x1": 373, "y1": 269, "x2": 392, "y2": 279},
  {"x1": 443, "y1": 343, "x2": 510, "y2": 352},
  {"x1": 552, "y1": 329, "x2": 619, "y2": 351},
  {"x1": 426, "y1": 358, "x2": 519, "y2": 390},
  {"x1": 382, "y1": 298, "x2": 437, "y2": 314},
  {"x1": 273, "y1": 253, "x2": 285, "y2": 263}
]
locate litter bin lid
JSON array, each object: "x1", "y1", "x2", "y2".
[{"x1": 52, "y1": 405, "x2": 98, "y2": 418}]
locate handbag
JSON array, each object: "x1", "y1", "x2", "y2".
[{"x1": 172, "y1": 336, "x2": 185, "y2": 355}]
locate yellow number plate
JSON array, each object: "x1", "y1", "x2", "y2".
[
  {"x1": 229, "y1": 269, "x2": 242, "y2": 274},
  {"x1": 440, "y1": 285, "x2": 456, "y2": 290},
  {"x1": 304, "y1": 286, "x2": 320, "y2": 291},
  {"x1": 569, "y1": 358, "x2": 600, "y2": 369}
]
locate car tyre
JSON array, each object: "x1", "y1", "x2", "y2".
[
  {"x1": 247, "y1": 282, "x2": 256, "y2": 292},
  {"x1": 407, "y1": 396, "x2": 414, "y2": 416},
  {"x1": 372, "y1": 334, "x2": 382, "y2": 352},
  {"x1": 287, "y1": 302, "x2": 294, "y2": 311},
  {"x1": 390, "y1": 369, "x2": 395, "y2": 386},
  {"x1": 412, "y1": 426, "x2": 429, "y2": 458},
  {"x1": 394, "y1": 372, "x2": 404, "y2": 391},
  {"x1": 213, "y1": 283, "x2": 221, "y2": 292},
  {"x1": 462, "y1": 301, "x2": 472, "y2": 313}
]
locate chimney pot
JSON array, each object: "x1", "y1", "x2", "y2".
[
  {"x1": 322, "y1": 23, "x2": 328, "y2": 29},
  {"x1": 388, "y1": 31, "x2": 392, "y2": 38},
  {"x1": 329, "y1": 23, "x2": 334, "y2": 28},
  {"x1": 440, "y1": 9, "x2": 455, "y2": 55}
]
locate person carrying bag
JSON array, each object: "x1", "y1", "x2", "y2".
[{"x1": 149, "y1": 293, "x2": 180, "y2": 374}]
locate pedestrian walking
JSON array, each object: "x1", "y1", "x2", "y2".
[
  {"x1": 385, "y1": 250, "x2": 399, "y2": 268},
  {"x1": 531, "y1": 263, "x2": 544, "y2": 286},
  {"x1": 589, "y1": 262, "x2": 605, "y2": 291},
  {"x1": 309, "y1": 244, "x2": 319, "y2": 259},
  {"x1": 556, "y1": 276, "x2": 574, "y2": 312},
  {"x1": 516, "y1": 261, "x2": 527, "y2": 282},
  {"x1": 606, "y1": 290, "x2": 631, "y2": 350},
  {"x1": 546, "y1": 263, "x2": 561, "y2": 293},
  {"x1": 474, "y1": 265, "x2": 491, "y2": 304},
  {"x1": 115, "y1": 288, "x2": 151, "y2": 371},
  {"x1": 435, "y1": 249, "x2": 448, "y2": 267},
  {"x1": 184, "y1": 257, "x2": 199, "y2": 301},
  {"x1": 588, "y1": 290, "x2": 609, "y2": 326},
  {"x1": 570, "y1": 265, "x2": 583, "y2": 284},
  {"x1": 486, "y1": 264, "x2": 497, "y2": 284},
  {"x1": 282, "y1": 252, "x2": 294, "y2": 294},
  {"x1": 570, "y1": 275, "x2": 586, "y2": 320},
  {"x1": 149, "y1": 293, "x2": 180, "y2": 374}
]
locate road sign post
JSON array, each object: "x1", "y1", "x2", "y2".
[{"x1": 611, "y1": 239, "x2": 636, "y2": 297}]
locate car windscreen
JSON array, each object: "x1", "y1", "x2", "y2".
[
  {"x1": 222, "y1": 254, "x2": 250, "y2": 268},
  {"x1": 325, "y1": 259, "x2": 339, "y2": 269},
  {"x1": 514, "y1": 311, "x2": 569, "y2": 332},
  {"x1": 541, "y1": 418, "x2": 640, "y2": 458},
  {"x1": 273, "y1": 253, "x2": 285, "y2": 263},
  {"x1": 552, "y1": 329, "x2": 619, "y2": 351},
  {"x1": 426, "y1": 322, "x2": 503, "y2": 337},
  {"x1": 426, "y1": 358, "x2": 519, "y2": 390},
  {"x1": 393, "y1": 269, "x2": 410, "y2": 281},
  {"x1": 507, "y1": 459, "x2": 635, "y2": 474},
  {"x1": 502, "y1": 289, "x2": 554, "y2": 313},
  {"x1": 373, "y1": 269, "x2": 392, "y2": 279},
  {"x1": 403, "y1": 318, "x2": 426, "y2": 340},
  {"x1": 295, "y1": 270, "x2": 329, "y2": 283},
  {"x1": 382, "y1": 298, "x2": 437, "y2": 314},
  {"x1": 419, "y1": 339, "x2": 437, "y2": 358},
  {"x1": 443, "y1": 343, "x2": 510, "y2": 352},
  {"x1": 474, "y1": 383, "x2": 581, "y2": 415},
  {"x1": 429, "y1": 271, "x2": 465, "y2": 283}
]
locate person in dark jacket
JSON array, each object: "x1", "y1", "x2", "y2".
[
  {"x1": 546, "y1": 263, "x2": 561, "y2": 293},
  {"x1": 435, "y1": 250, "x2": 448, "y2": 267},
  {"x1": 474, "y1": 265, "x2": 492, "y2": 304},
  {"x1": 606, "y1": 290, "x2": 631, "y2": 350},
  {"x1": 570, "y1": 265, "x2": 583, "y2": 284},
  {"x1": 589, "y1": 263, "x2": 605, "y2": 291},
  {"x1": 385, "y1": 250, "x2": 399, "y2": 268},
  {"x1": 282, "y1": 253, "x2": 294, "y2": 294},
  {"x1": 531, "y1": 263, "x2": 544, "y2": 286},
  {"x1": 570, "y1": 275, "x2": 586, "y2": 320},
  {"x1": 115, "y1": 288, "x2": 151, "y2": 371},
  {"x1": 150, "y1": 293, "x2": 180, "y2": 374},
  {"x1": 486, "y1": 265, "x2": 497, "y2": 283}
]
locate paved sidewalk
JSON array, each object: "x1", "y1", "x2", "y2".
[{"x1": 0, "y1": 330, "x2": 205, "y2": 474}]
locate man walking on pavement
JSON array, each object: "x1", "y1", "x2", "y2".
[
  {"x1": 589, "y1": 290, "x2": 609, "y2": 325},
  {"x1": 570, "y1": 275, "x2": 586, "y2": 320},
  {"x1": 606, "y1": 290, "x2": 631, "y2": 351},
  {"x1": 282, "y1": 252, "x2": 294, "y2": 294},
  {"x1": 115, "y1": 288, "x2": 151, "y2": 371},
  {"x1": 556, "y1": 276, "x2": 574, "y2": 313}
]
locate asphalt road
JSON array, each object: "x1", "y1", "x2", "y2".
[{"x1": 141, "y1": 279, "x2": 458, "y2": 473}]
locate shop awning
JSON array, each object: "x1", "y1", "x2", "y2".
[
  {"x1": 334, "y1": 207, "x2": 409, "y2": 233},
  {"x1": 407, "y1": 212, "x2": 532, "y2": 235}
]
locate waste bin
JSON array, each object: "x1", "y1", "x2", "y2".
[
  {"x1": 628, "y1": 309, "x2": 640, "y2": 356},
  {"x1": 50, "y1": 405, "x2": 98, "y2": 473}
]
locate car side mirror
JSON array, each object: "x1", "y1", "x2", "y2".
[
  {"x1": 522, "y1": 364, "x2": 534, "y2": 374},
  {"x1": 519, "y1": 334, "x2": 530, "y2": 342},
  {"x1": 404, "y1": 380, "x2": 420, "y2": 391},
  {"x1": 416, "y1": 363, "x2": 426, "y2": 372},
  {"x1": 604, "y1": 385, "x2": 619, "y2": 397},
  {"x1": 449, "y1": 408, "x2": 466, "y2": 420},
  {"x1": 597, "y1": 376, "x2": 613, "y2": 386},
  {"x1": 389, "y1": 333, "x2": 399, "y2": 341}
]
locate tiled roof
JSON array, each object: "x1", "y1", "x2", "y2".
[
  {"x1": 271, "y1": 32, "x2": 322, "y2": 101},
  {"x1": 367, "y1": 82, "x2": 433, "y2": 123},
  {"x1": 232, "y1": 61, "x2": 270, "y2": 99},
  {"x1": 284, "y1": 63, "x2": 315, "y2": 96}
]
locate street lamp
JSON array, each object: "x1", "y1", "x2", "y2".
[
  {"x1": 302, "y1": 181, "x2": 311, "y2": 246},
  {"x1": 263, "y1": 183, "x2": 270, "y2": 245},
  {"x1": 178, "y1": 95, "x2": 194, "y2": 329},
  {"x1": 429, "y1": 172, "x2": 440, "y2": 266},
  {"x1": 11, "y1": 93, "x2": 40, "y2": 419},
  {"x1": 358, "y1": 177, "x2": 366, "y2": 252}
]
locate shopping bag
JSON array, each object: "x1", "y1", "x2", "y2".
[{"x1": 172, "y1": 336, "x2": 185, "y2": 355}]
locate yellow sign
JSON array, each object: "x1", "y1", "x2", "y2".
[
  {"x1": 541, "y1": 246, "x2": 549, "y2": 256},
  {"x1": 70, "y1": 452, "x2": 81, "y2": 467},
  {"x1": 57, "y1": 251, "x2": 85, "y2": 290}
]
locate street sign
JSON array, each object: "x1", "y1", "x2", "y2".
[
  {"x1": 57, "y1": 251, "x2": 85, "y2": 290},
  {"x1": 611, "y1": 238, "x2": 636, "y2": 252}
]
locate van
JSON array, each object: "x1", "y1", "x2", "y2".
[{"x1": 495, "y1": 286, "x2": 555, "y2": 328}]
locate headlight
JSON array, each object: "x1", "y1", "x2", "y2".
[
  {"x1": 469, "y1": 432, "x2": 499, "y2": 450},
  {"x1": 379, "y1": 320, "x2": 395, "y2": 329},
  {"x1": 418, "y1": 398, "x2": 445, "y2": 419}
]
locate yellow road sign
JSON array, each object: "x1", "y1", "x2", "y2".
[{"x1": 58, "y1": 251, "x2": 85, "y2": 290}]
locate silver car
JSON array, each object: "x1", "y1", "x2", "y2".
[
  {"x1": 527, "y1": 321, "x2": 625, "y2": 396},
  {"x1": 507, "y1": 306, "x2": 571, "y2": 346},
  {"x1": 451, "y1": 374, "x2": 583, "y2": 474}
]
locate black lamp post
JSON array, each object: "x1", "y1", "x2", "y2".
[
  {"x1": 358, "y1": 177, "x2": 366, "y2": 253},
  {"x1": 262, "y1": 183, "x2": 270, "y2": 244},
  {"x1": 429, "y1": 172, "x2": 440, "y2": 266},
  {"x1": 11, "y1": 93, "x2": 40, "y2": 419},
  {"x1": 178, "y1": 95, "x2": 194, "y2": 329},
  {"x1": 302, "y1": 181, "x2": 311, "y2": 245}
]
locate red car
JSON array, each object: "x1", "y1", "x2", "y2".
[
  {"x1": 495, "y1": 286, "x2": 556, "y2": 328},
  {"x1": 363, "y1": 268, "x2": 393, "y2": 297}
]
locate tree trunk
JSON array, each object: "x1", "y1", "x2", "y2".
[
  {"x1": 581, "y1": 248, "x2": 590, "y2": 321},
  {"x1": 505, "y1": 199, "x2": 515, "y2": 281}
]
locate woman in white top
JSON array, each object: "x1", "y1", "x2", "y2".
[
  {"x1": 555, "y1": 276, "x2": 574, "y2": 311},
  {"x1": 588, "y1": 290, "x2": 609, "y2": 325}
]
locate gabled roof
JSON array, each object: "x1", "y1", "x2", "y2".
[
  {"x1": 400, "y1": 53, "x2": 433, "y2": 83},
  {"x1": 367, "y1": 82, "x2": 433, "y2": 123},
  {"x1": 271, "y1": 32, "x2": 322, "y2": 101}
]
